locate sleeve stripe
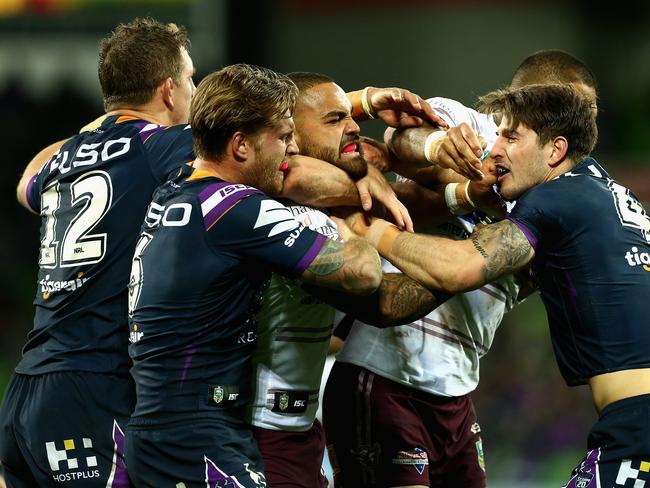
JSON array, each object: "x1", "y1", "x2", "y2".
[
  {"x1": 26, "y1": 174, "x2": 39, "y2": 212},
  {"x1": 200, "y1": 182, "x2": 261, "y2": 230},
  {"x1": 137, "y1": 123, "x2": 167, "y2": 143},
  {"x1": 292, "y1": 233, "x2": 327, "y2": 276},
  {"x1": 507, "y1": 216, "x2": 538, "y2": 250}
]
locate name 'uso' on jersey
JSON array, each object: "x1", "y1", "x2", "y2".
[
  {"x1": 127, "y1": 166, "x2": 326, "y2": 418},
  {"x1": 508, "y1": 158, "x2": 650, "y2": 386},
  {"x1": 19, "y1": 116, "x2": 193, "y2": 376}
]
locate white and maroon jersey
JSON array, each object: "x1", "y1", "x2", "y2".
[
  {"x1": 250, "y1": 202, "x2": 341, "y2": 431},
  {"x1": 336, "y1": 216, "x2": 520, "y2": 396},
  {"x1": 426, "y1": 96, "x2": 498, "y2": 148}
]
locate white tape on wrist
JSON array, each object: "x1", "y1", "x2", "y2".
[
  {"x1": 463, "y1": 181, "x2": 476, "y2": 208},
  {"x1": 424, "y1": 131, "x2": 446, "y2": 164},
  {"x1": 361, "y1": 87, "x2": 375, "y2": 119},
  {"x1": 444, "y1": 182, "x2": 463, "y2": 215}
]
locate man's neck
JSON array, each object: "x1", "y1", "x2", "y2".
[
  {"x1": 106, "y1": 106, "x2": 174, "y2": 127},
  {"x1": 193, "y1": 158, "x2": 242, "y2": 184}
]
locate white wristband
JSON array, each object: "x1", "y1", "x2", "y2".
[
  {"x1": 444, "y1": 183, "x2": 464, "y2": 215},
  {"x1": 424, "y1": 131, "x2": 446, "y2": 164},
  {"x1": 361, "y1": 87, "x2": 375, "y2": 119},
  {"x1": 463, "y1": 181, "x2": 476, "y2": 208}
]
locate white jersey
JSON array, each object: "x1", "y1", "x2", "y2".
[
  {"x1": 426, "y1": 96, "x2": 498, "y2": 149},
  {"x1": 250, "y1": 202, "x2": 340, "y2": 432},
  {"x1": 336, "y1": 217, "x2": 520, "y2": 396},
  {"x1": 336, "y1": 98, "x2": 515, "y2": 397}
]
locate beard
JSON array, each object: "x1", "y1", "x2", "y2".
[
  {"x1": 246, "y1": 151, "x2": 284, "y2": 196},
  {"x1": 300, "y1": 138, "x2": 368, "y2": 180}
]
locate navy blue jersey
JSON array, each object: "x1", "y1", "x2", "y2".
[
  {"x1": 128, "y1": 166, "x2": 326, "y2": 417},
  {"x1": 508, "y1": 158, "x2": 650, "y2": 385},
  {"x1": 19, "y1": 116, "x2": 194, "y2": 376}
]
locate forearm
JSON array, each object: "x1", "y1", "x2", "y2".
[
  {"x1": 384, "y1": 126, "x2": 439, "y2": 176},
  {"x1": 304, "y1": 272, "x2": 449, "y2": 327},
  {"x1": 385, "y1": 231, "x2": 486, "y2": 292},
  {"x1": 281, "y1": 155, "x2": 360, "y2": 207},
  {"x1": 302, "y1": 236, "x2": 381, "y2": 295}
]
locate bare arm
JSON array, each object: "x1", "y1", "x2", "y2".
[
  {"x1": 17, "y1": 138, "x2": 69, "y2": 213},
  {"x1": 304, "y1": 272, "x2": 449, "y2": 327},
  {"x1": 348, "y1": 216, "x2": 535, "y2": 293},
  {"x1": 281, "y1": 155, "x2": 413, "y2": 231},
  {"x1": 385, "y1": 123, "x2": 486, "y2": 181},
  {"x1": 300, "y1": 236, "x2": 382, "y2": 296}
]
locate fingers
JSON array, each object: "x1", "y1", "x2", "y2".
[
  {"x1": 442, "y1": 124, "x2": 485, "y2": 180},
  {"x1": 355, "y1": 178, "x2": 373, "y2": 211},
  {"x1": 371, "y1": 87, "x2": 448, "y2": 129}
]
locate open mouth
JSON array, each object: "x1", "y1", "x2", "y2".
[
  {"x1": 340, "y1": 142, "x2": 360, "y2": 157},
  {"x1": 496, "y1": 165, "x2": 510, "y2": 181}
]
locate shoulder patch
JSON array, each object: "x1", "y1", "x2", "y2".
[
  {"x1": 253, "y1": 199, "x2": 300, "y2": 237},
  {"x1": 134, "y1": 123, "x2": 167, "y2": 143},
  {"x1": 200, "y1": 182, "x2": 262, "y2": 230}
]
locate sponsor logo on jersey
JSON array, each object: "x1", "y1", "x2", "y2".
[
  {"x1": 207, "y1": 385, "x2": 240, "y2": 407},
  {"x1": 391, "y1": 447, "x2": 429, "y2": 475},
  {"x1": 625, "y1": 246, "x2": 650, "y2": 271},
  {"x1": 615, "y1": 459, "x2": 650, "y2": 487},
  {"x1": 254, "y1": 200, "x2": 300, "y2": 237},
  {"x1": 271, "y1": 390, "x2": 310, "y2": 414},
  {"x1": 129, "y1": 324, "x2": 144, "y2": 343},
  {"x1": 45, "y1": 437, "x2": 101, "y2": 482},
  {"x1": 40, "y1": 272, "x2": 90, "y2": 299}
]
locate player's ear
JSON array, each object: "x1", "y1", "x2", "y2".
[
  {"x1": 161, "y1": 78, "x2": 175, "y2": 111},
  {"x1": 231, "y1": 132, "x2": 250, "y2": 162},
  {"x1": 548, "y1": 135, "x2": 568, "y2": 167}
]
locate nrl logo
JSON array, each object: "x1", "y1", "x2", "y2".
[
  {"x1": 279, "y1": 393, "x2": 289, "y2": 411},
  {"x1": 213, "y1": 386, "x2": 224, "y2": 404}
]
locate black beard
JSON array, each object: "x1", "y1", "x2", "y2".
[{"x1": 300, "y1": 139, "x2": 368, "y2": 180}]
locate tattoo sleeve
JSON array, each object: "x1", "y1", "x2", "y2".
[
  {"x1": 470, "y1": 220, "x2": 534, "y2": 283},
  {"x1": 303, "y1": 272, "x2": 449, "y2": 328},
  {"x1": 303, "y1": 236, "x2": 381, "y2": 295}
]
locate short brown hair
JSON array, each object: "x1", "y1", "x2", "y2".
[
  {"x1": 510, "y1": 49, "x2": 597, "y2": 92},
  {"x1": 98, "y1": 17, "x2": 191, "y2": 111},
  {"x1": 190, "y1": 64, "x2": 298, "y2": 160},
  {"x1": 479, "y1": 84, "x2": 598, "y2": 162}
]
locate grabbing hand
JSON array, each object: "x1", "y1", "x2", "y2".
[
  {"x1": 426, "y1": 123, "x2": 486, "y2": 181},
  {"x1": 355, "y1": 166, "x2": 413, "y2": 232},
  {"x1": 367, "y1": 87, "x2": 448, "y2": 129}
]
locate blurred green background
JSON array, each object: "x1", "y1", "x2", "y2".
[{"x1": 2, "y1": 1, "x2": 649, "y2": 486}]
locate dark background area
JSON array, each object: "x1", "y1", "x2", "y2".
[{"x1": 1, "y1": 1, "x2": 649, "y2": 486}]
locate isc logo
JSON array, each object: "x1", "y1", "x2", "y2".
[{"x1": 293, "y1": 400, "x2": 306, "y2": 407}]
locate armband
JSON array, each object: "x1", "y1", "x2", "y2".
[{"x1": 424, "y1": 131, "x2": 446, "y2": 164}]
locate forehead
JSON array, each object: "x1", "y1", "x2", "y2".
[
  {"x1": 180, "y1": 47, "x2": 194, "y2": 72},
  {"x1": 298, "y1": 82, "x2": 351, "y2": 115},
  {"x1": 497, "y1": 116, "x2": 535, "y2": 137},
  {"x1": 269, "y1": 110, "x2": 295, "y2": 133}
]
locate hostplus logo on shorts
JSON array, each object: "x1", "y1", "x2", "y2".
[
  {"x1": 45, "y1": 437, "x2": 100, "y2": 482},
  {"x1": 624, "y1": 247, "x2": 650, "y2": 271}
]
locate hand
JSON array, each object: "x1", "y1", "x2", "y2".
[
  {"x1": 368, "y1": 87, "x2": 449, "y2": 129},
  {"x1": 359, "y1": 136, "x2": 393, "y2": 173},
  {"x1": 330, "y1": 216, "x2": 358, "y2": 242},
  {"x1": 467, "y1": 157, "x2": 505, "y2": 218},
  {"x1": 429, "y1": 123, "x2": 486, "y2": 180},
  {"x1": 355, "y1": 166, "x2": 414, "y2": 232}
]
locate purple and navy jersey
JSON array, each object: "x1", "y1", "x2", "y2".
[
  {"x1": 18, "y1": 115, "x2": 194, "y2": 376},
  {"x1": 508, "y1": 158, "x2": 650, "y2": 385},
  {"x1": 127, "y1": 166, "x2": 326, "y2": 417}
]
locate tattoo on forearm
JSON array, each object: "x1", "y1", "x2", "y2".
[
  {"x1": 470, "y1": 236, "x2": 489, "y2": 258},
  {"x1": 471, "y1": 220, "x2": 533, "y2": 282},
  {"x1": 308, "y1": 239, "x2": 345, "y2": 276},
  {"x1": 381, "y1": 273, "x2": 448, "y2": 322}
]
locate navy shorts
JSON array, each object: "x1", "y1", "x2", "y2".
[
  {"x1": 323, "y1": 361, "x2": 486, "y2": 488},
  {"x1": 252, "y1": 419, "x2": 328, "y2": 488},
  {"x1": 564, "y1": 393, "x2": 650, "y2": 488},
  {"x1": 125, "y1": 413, "x2": 266, "y2": 488},
  {"x1": 0, "y1": 371, "x2": 134, "y2": 487}
]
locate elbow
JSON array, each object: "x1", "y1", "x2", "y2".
[{"x1": 350, "y1": 255, "x2": 382, "y2": 296}]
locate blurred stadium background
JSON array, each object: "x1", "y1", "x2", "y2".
[{"x1": 1, "y1": 1, "x2": 649, "y2": 487}]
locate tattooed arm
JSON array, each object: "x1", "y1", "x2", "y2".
[
  {"x1": 304, "y1": 272, "x2": 449, "y2": 327},
  {"x1": 300, "y1": 236, "x2": 382, "y2": 296},
  {"x1": 349, "y1": 216, "x2": 535, "y2": 293}
]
